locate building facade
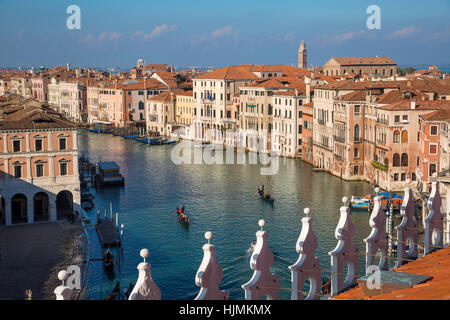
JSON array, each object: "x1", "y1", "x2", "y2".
[{"x1": 0, "y1": 100, "x2": 80, "y2": 226}]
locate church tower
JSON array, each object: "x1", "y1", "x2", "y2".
[{"x1": 298, "y1": 41, "x2": 307, "y2": 68}]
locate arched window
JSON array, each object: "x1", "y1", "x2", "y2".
[
  {"x1": 401, "y1": 130, "x2": 408, "y2": 143},
  {"x1": 393, "y1": 153, "x2": 400, "y2": 167},
  {"x1": 401, "y1": 153, "x2": 408, "y2": 167},
  {"x1": 354, "y1": 147, "x2": 359, "y2": 158},
  {"x1": 393, "y1": 130, "x2": 400, "y2": 143},
  {"x1": 354, "y1": 124, "x2": 360, "y2": 142}
]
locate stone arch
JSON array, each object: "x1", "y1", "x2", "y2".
[
  {"x1": 34, "y1": 192, "x2": 49, "y2": 222},
  {"x1": 11, "y1": 193, "x2": 28, "y2": 224},
  {"x1": 393, "y1": 153, "x2": 400, "y2": 167},
  {"x1": 354, "y1": 124, "x2": 360, "y2": 141},
  {"x1": 401, "y1": 130, "x2": 408, "y2": 143},
  {"x1": 401, "y1": 153, "x2": 409, "y2": 167},
  {"x1": 56, "y1": 190, "x2": 73, "y2": 220},
  {"x1": 393, "y1": 130, "x2": 400, "y2": 143}
]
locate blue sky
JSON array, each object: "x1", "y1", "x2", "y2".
[{"x1": 1, "y1": 0, "x2": 449, "y2": 69}]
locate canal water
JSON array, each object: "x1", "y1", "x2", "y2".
[{"x1": 79, "y1": 130, "x2": 374, "y2": 300}]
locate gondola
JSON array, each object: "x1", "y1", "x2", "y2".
[
  {"x1": 104, "y1": 281, "x2": 120, "y2": 300},
  {"x1": 103, "y1": 248, "x2": 115, "y2": 272},
  {"x1": 175, "y1": 206, "x2": 189, "y2": 225},
  {"x1": 258, "y1": 187, "x2": 274, "y2": 203}
]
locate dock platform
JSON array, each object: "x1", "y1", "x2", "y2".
[{"x1": 95, "y1": 219, "x2": 121, "y2": 247}]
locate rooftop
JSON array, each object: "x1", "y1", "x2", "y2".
[{"x1": 334, "y1": 246, "x2": 450, "y2": 300}]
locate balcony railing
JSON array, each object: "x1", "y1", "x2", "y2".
[{"x1": 333, "y1": 135, "x2": 346, "y2": 143}]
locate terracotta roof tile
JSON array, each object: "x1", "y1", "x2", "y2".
[{"x1": 334, "y1": 246, "x2": 450, "y2": 300}]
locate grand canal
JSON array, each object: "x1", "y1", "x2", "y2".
[{"x1": 79, "y1": 130, "x2": 374, "y2": 300}]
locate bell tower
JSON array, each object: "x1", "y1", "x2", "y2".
[{"x1": 298, "y1": 41, "x2": 307, "y2": 68}]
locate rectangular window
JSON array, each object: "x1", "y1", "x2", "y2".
[
  {"x1": 60, "y1": 163, "x2": 68, "y2": 176},
  {"x1": 353, "y1": 166, "x2": 359, "y2": 175},
  {"x1": 13, "y1": 140, "x2": 21, "y2": 152},
  {"x1": 395, "y1": 115, "x2": 400, "y2": 123},
  {"x1": 401, "y1": 173, "x2": 406, "y2": 181},
  {"x1": 59, "y1": 138, "x2": 67, "y2": 150},
  {"x1": 411, "y1": 173, "x2": 416, "y2": 181},
  {"x1": 14, "y1": 166, "x2": 22, "y2": 178},
  {"x1": 35, "y1": 139, "x2": 43, "y2": 151},
  {"x1": 36, "y1": 164, "x2": 44, "y2": 177},
  {"x1": 429, "y1": 144, "x2": 437, "y2": 154},
  {"x1": 430, "y1": 125, "x2": 438, "y2": 136},
  {"x1": 394, "y1": 173, "x2": 399, "y2": 181},
  {"x1": 429, "y1": 163, "x2": 437, "y2": 176}
]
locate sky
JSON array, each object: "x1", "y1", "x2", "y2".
[{"x1": 0, "y1": 0, "x2": 449, "y2": 70}]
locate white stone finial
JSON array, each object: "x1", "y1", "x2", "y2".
[
  {"x1": 128, "y1": 251, "x2": 161, "y2": 300},
  {"x1": 58, "y1": 270, "x2": 69, "y2": 282},
  {"x1": 205, "y1": 231, "x2": 213, "y2": 244},
  {"x1": 374, "y1": 187, "x2": 380, "y2": 194},
  {"x1": 304, "y1": 208, "x2": 311, "y2": 217},
  {"x1": 342, "y1": 196, "x2": 348, "y2": 206},
  {"x1": 258, "y1": 219, "x2": 265, "y2": 230},
  {"x1": 140, "y1": 248, "x2": 149, "y2": 263},
  {"x1": 406, "y1": 179, "x2": 411, "y2": 184},
  {"x1": 432, "y1": 172, "x2": 438, "y2": 178},
  {"x1": 54, "y1": 270, "x2": 73, "y2": 300}
]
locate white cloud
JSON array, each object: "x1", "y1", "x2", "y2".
[
  {"x1": 211, "y1": 26, "x2": 239, "y2": 39},
  {"x1": 386, "y1": 26, "x2": 420, "y2": 39},
  {"x1": 132, "y1": 24, "x2": 178, "y2": 41},
  {"x1": 80, "y1": 32, "x2": 124, "y2": 44},
  {"x1": 191, "y1": 26, "x2": 240, "y2": 45}
]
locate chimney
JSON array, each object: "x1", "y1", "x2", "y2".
[
  {"x1": 66, "y1": 63, "x2": 71, "y2": 72},
  {"x1": 115, "y1": 79, "x2": 118, "y2": 89},
  {"x1": 305, "y1": 76, "x2": 311, "y2": 103},
  {"x1": 411, "y1": 100, "x2": 416, "y2": 110},
  {"x1": 170, "y1": 64, "x2": 174, "y2": 73}
]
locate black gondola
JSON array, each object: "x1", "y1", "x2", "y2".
[
  {"x1": 104, "y1": 281, "x2": 120, "y2": 300},
  {"x1": 103, "y1": 248, "x2": 115, "y2": 272},
  {"x1": 258, "y1": 187, "x2": 274, "y2": 203},
  {"x1": 176, "y1": 205, "x2": 189, "y2": 225}
]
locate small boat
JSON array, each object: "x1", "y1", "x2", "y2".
[
  {"x1": 350, "y1": 196, "x2": 369, "y2": 210},
  {"x1": 103, "y1": 249, "x2": 115, "y2": 272},
  {"x1": 104, "y1": 281, "x2": 120, "y2": 300},
  {"x1": 82, "y1": 201, "x2": 93, "y2": 210},
  {"x1": 176, "y1": 206, "x2": 189, "y2": 225},
  {"x1": 123, "y1": 282, "x2": 134, "y2": 299},
  {"x1": 257, "y1": 187, "x2": 274, "y2": 203}
]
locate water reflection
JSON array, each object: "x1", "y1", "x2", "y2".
[{"x1": 79, "y1": 130, "x2": 374, "y2": 300}]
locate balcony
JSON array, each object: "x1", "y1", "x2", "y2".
[
  {"x1": 371, "y1": 160, "x2": 388, "y2": 171},
  {"x1": 376, "y1": 118, "x2": 389, "y2": 125},
  {"x1": 333, "y1": 135, "x2": 346, "y2": 143}
]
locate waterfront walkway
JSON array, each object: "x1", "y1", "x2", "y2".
[{"x1": 0, "y1": 222, "x2": 85, "y2": 300}]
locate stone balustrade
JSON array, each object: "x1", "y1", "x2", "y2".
[{"x1": 55, "y1": 181, "x2": 448, "y2": 300}]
